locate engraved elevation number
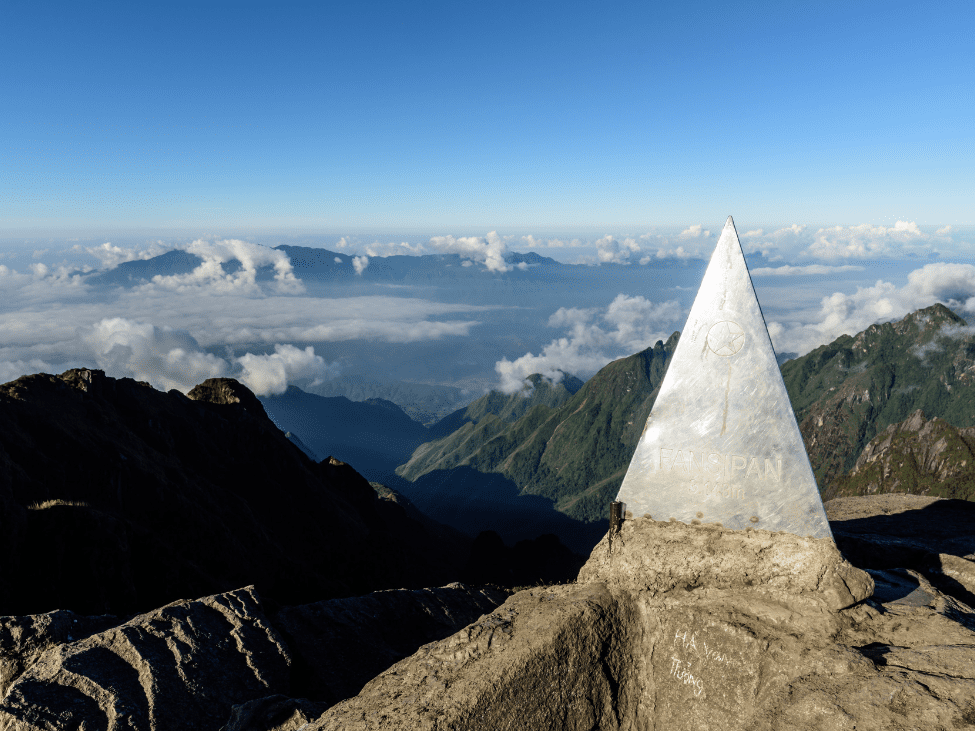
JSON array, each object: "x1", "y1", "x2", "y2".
[{"x1": 707, "y1": 321, "x2": 744, "y2": 356}]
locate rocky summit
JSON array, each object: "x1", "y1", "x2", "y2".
[
  {"x1": 312, "y1": 500, "x2": 975, "y2": 731},
  {"x1": 3, "y1": 494, "x2": 975, "y2": 729}
]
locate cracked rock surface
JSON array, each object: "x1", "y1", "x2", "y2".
[
  {"x1": 310, "y1": 503, "x2": 975, "y2": 730},
  {"x1": 0, "y1": 583, "x2": 510, "y2": 731},
  {"x1": 5, "y1": 496, "x2": 975, "y2": 730},
  {"x1": 0, "y1": 587, "x2": 290, "y2": 731}
]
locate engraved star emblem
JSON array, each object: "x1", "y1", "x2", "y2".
[{"x1": 707, "y1": 321, "x2": 745, "y2": 356}]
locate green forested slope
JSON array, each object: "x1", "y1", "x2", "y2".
[
  {"x1": 829, "y1": 410, "x2": 975, "y2": 500},
  {"x1": 398, "y1": 304, "x2": 975, "y2": 526},
  {"x1": 782, "y1": 303, "x2": 975, "y2": 486},
  {"x1": 397, "y1": 334, "x2": 678, "y2": 523}
]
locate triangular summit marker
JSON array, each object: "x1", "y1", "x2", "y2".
[{"x1": 616, "y1": 216, "x2": 832, "y2": 540}]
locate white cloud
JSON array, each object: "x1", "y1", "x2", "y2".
[
  {"x1": 631, "y1": 227, "x2": 710, "y2": 261},
  {"x1": 236, "y1": 344, "x2": 329, "y2": 396},
  {"x1": 83, "y1": 318, "x2": 230, "y2": 392},
  {"x1": 739, "y1": 225, "x2": 808, "y2": 258},
  {"x1": 73, "y1": 241, "x2": 168, "y2": 269},
  {"x1": 678, "y1": 224, "x2": 711, "y2": 241},
  {"x1": 352, "y1": 255, "x2": 369, "y2": 275},
  {"x1": 0, "y1": 272, "x2": 492, "y2": 374},
  {"x1": 750, "y1": 264, "x2": 865, "y2": 277},
  {"x1": 937, "y1": 225, "x2": 953, "y2": 236},
  {"x1": 520, "y1": 235, "x2": 545, "y2": 249},
  {"x1": 805, "y1": 221, "x2": 931, "y2": 259},
  {"x1": 0, "y1": 260, "x2": 89, "y2": 311},
  {"x1": 768, "y1": 262, "x2": 975, "y2": 355},
  {"x1": 595, "y1": 235, "x2": 641, "y2": 264},
  {"x1": 903, "y1": 262, "x2": 975, "y2": 311},
  {"x1": 429, "y1": 231, "x2": 511, "y2": 272},
  {"x1": 768, "y1": 224, "x2": 806, "y2": 241},
  {"x1": 362, "y1": 241, "x2": 425, "y2": 257},
  {"x1": 79, "y1": 317, "x2": 350, "y2": 396},
  {"x1": 596, "y1": 236, "x2": 626, "y2": 264},
  {"x1": 519, "y1": 235, "x2": 581, "y2": 249},
  {"x1": 494, "y1": 294, "x2": 681, "y2": 393},
  {"x1": 649, "y1": 245, "x2": 695, "y2": 262},
  {"x1": 0, "y1": 358, "x2": 58, "y2": 385},
  {"x1": 334, "y1": 256, "x2": 343, "y2": 263},
  {"x1": 147, "y1": 239, "x2": 303, "y2": 294}
]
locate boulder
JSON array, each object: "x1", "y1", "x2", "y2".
[
  {"x1": 579, "y1": 515, "x2": 874, "y2": 616},
  {"x1": 309, "y1": 582, "x2": 637, "y2": 731},
  {"x1": 0, "y1": 610, "x2": 118, "y2": 698},
  {"x1": 0, "y1": 587, "x2": 290, "y2": 731}
]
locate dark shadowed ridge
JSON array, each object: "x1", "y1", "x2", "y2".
[
  {"x1": 0, "y1": 370, "x2": 467, "y2": 616},
  {"x1": 259, "y1": 386, "x2": 431, "y2": 483}
]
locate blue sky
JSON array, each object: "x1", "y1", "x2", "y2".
[{"x1": 3, "y1": 0, "x2": 973, "y2": 232}]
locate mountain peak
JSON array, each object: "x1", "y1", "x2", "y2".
[
  {"x1": 187, "y1": 378, "x2": 268, "y2": 419},
  {"x1": 900, "y1": 302, "x2": 967, "y2": 331}
]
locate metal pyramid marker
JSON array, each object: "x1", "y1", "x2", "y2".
[{"x1": 616, "y1": 216, "x2": 832, "y2": 540}]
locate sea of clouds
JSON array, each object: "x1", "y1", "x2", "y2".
[{"x1": 1, "y1": 220, "x2": 973, "y2": 400}]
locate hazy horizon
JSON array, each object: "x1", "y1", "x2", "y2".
[{"x1": 2, "y1": 224, "x2": 975, "y2": 403}]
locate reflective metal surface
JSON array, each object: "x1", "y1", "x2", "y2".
[{"x1": 616, "y1": 217, "x2": 832, "y2": 540}]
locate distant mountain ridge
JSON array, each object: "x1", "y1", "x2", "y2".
[
  {"x1": 829, "y1": 410, "x2": 975, "y2": 500},
  {"x1": 259, "y1": 386, "x2": 430, "y2": 482},
  {"x1": 84, "y1": 249, "x2": 207, "y2": 287},
  {"x1": 80, "y1": 241, "x2": 705, "y2": 290},
  {"x1": 781, "y1": 303, "x2": 975, "y2": 486},
  {"x1": 396, "y1": 335, "x2": 679, "y2": 539},
  {"x1": 308, "y1": 375, "x2": 472, "y2": 425},
  {"x1": 82, "y1": 244, "x2": 564, "y2": 289},
  {"x1": 276, "y1": 245, "x2": 562, "y2": 282}
]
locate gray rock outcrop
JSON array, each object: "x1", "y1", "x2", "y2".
[
  {"x1": 0, "y1": 610, "x2": 118, "y2": 699},
  {"x1": 0, "y1": 587, "x2": 291, "y2": 731},
  {"x1": 310, "y1": 513, "x2": 975, "y2": 730},
  {"x1": 273, "y1": 583, "x2": 509, "y2": 705},
  {"x1": 0, "y1": 582, "x2": 510, "y2": 731}
]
